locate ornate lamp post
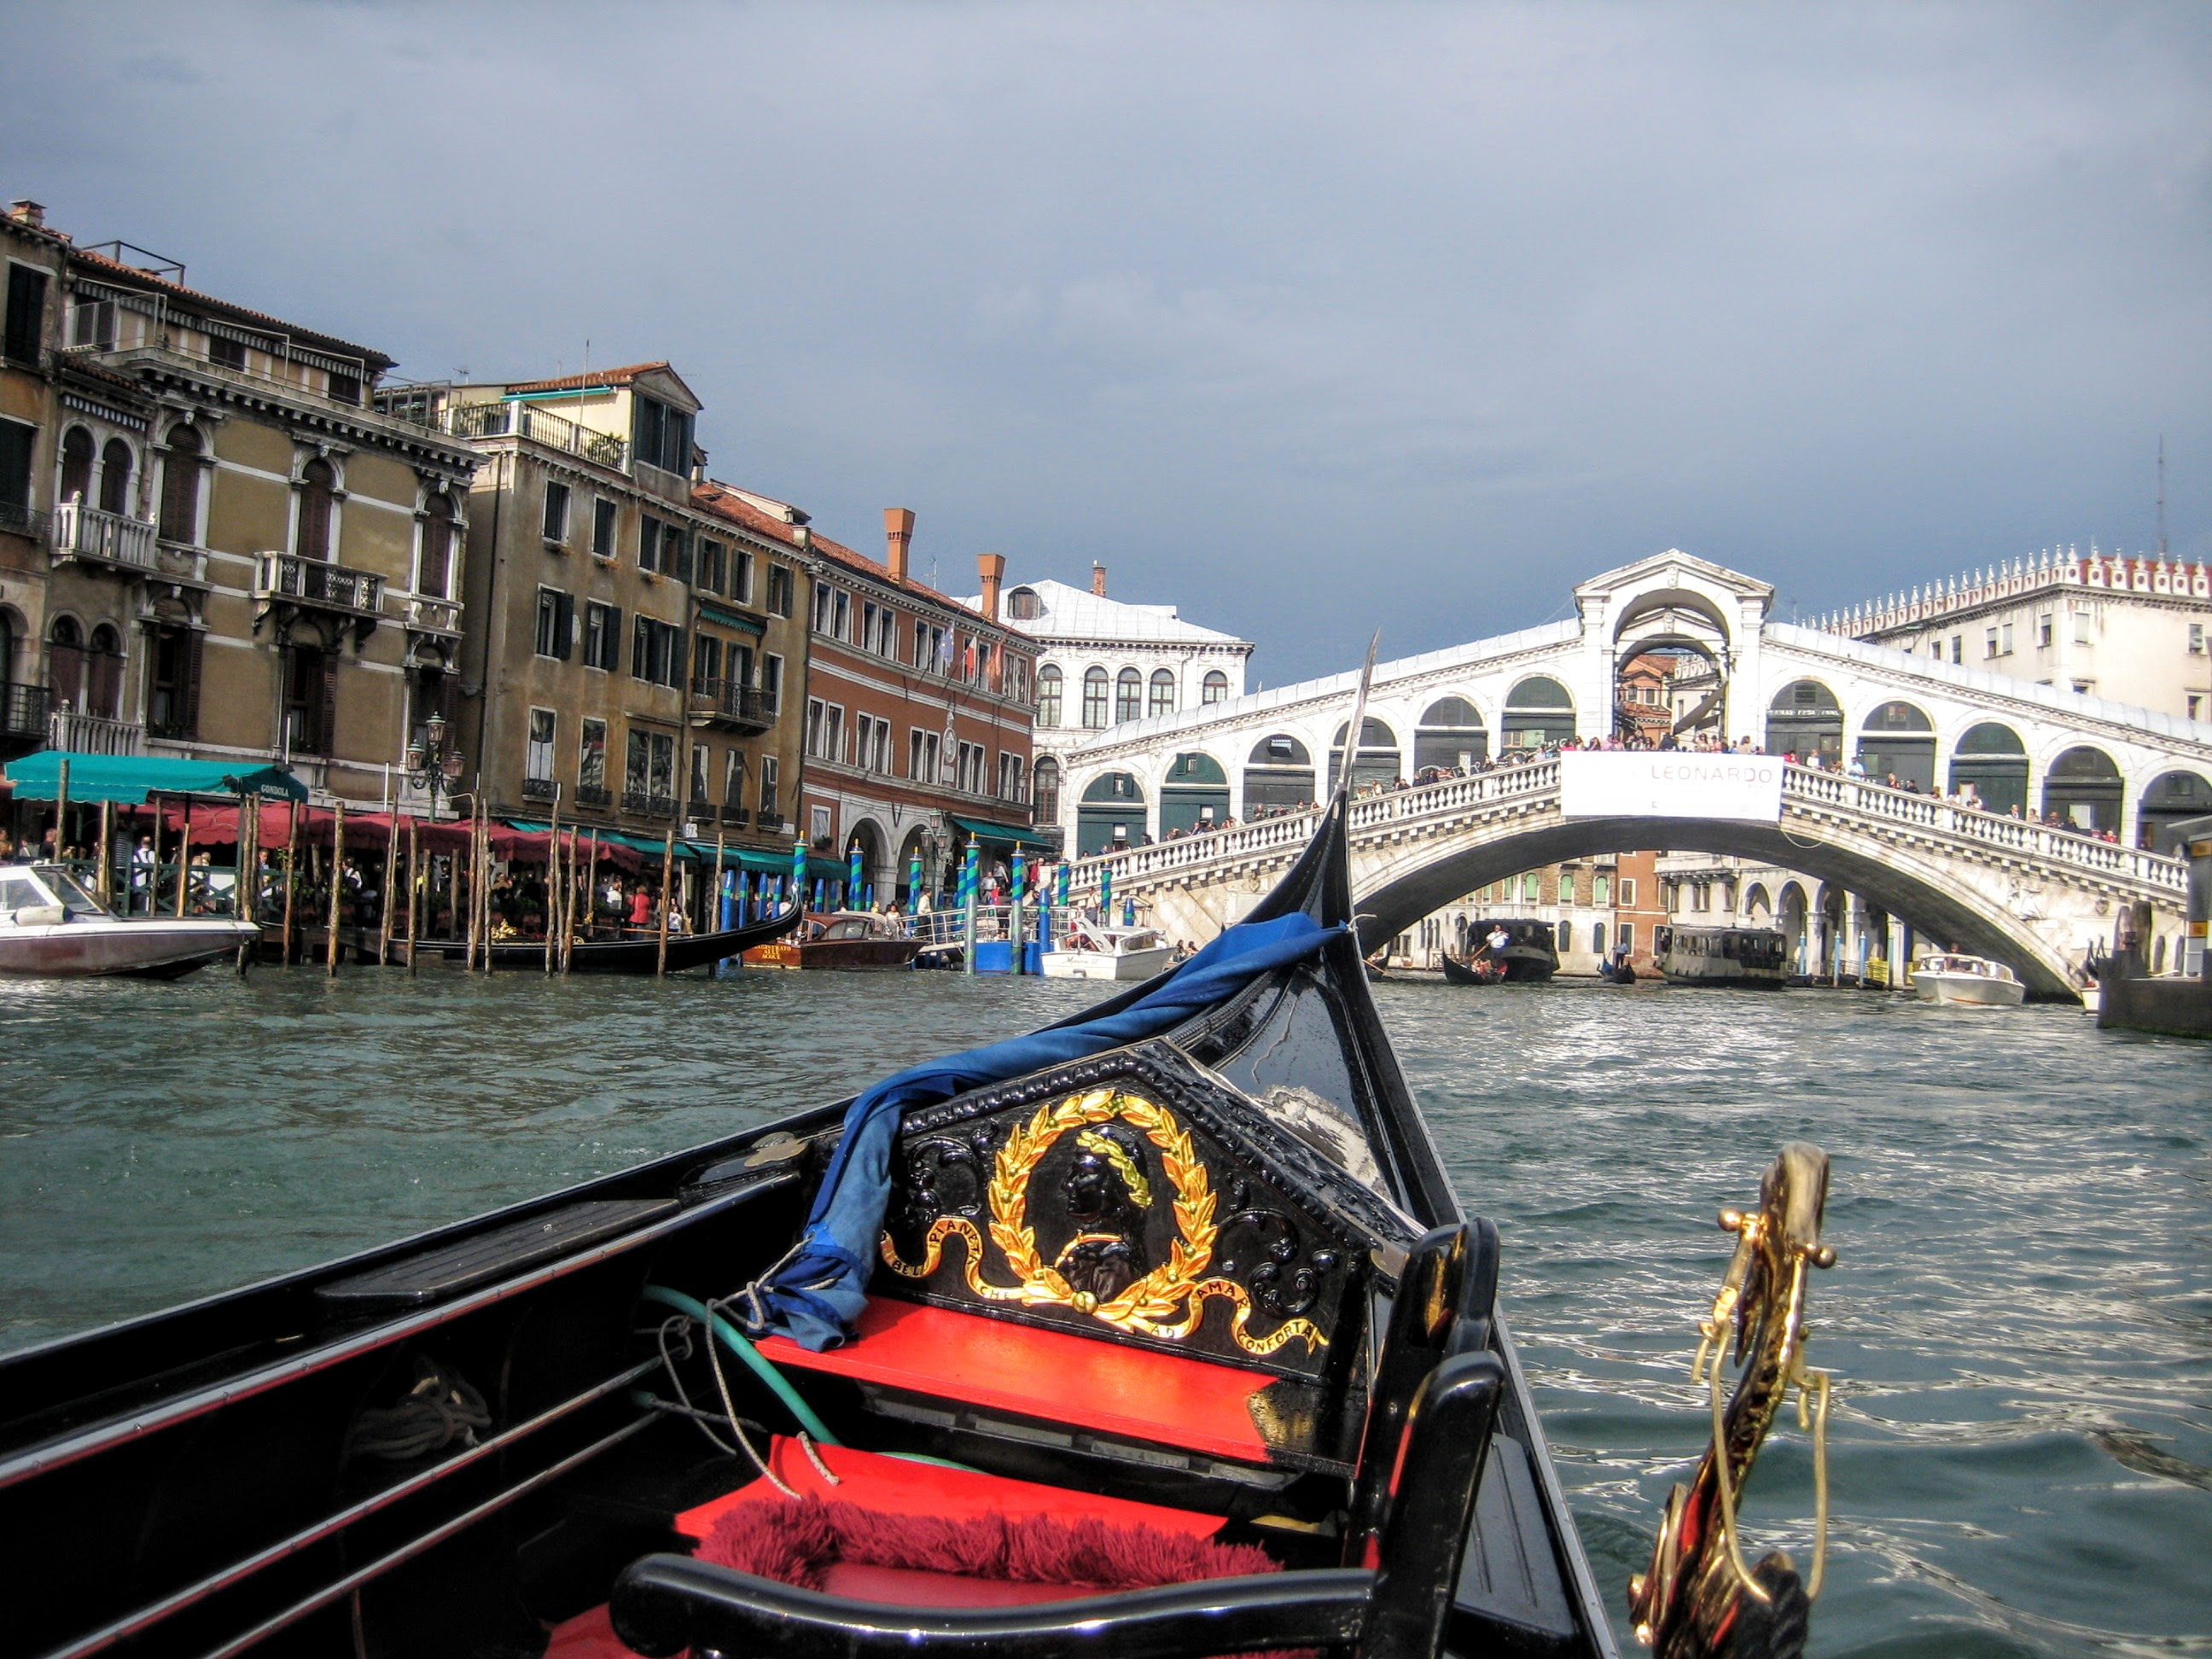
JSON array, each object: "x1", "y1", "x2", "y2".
[{"x1": 405, "y1": 712, "x2": 463, "y2": 820}]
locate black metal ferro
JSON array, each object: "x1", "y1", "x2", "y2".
[{"x1": 608, "y1": 1349, "x2": 1506, "y2": 1659}]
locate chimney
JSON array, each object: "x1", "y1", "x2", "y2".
[
  {"x1": 1091, "y1": 562, "x2": 1107, "y2": 597},
  {"x1": 8, "y1": 200, "x2": 45, "y2": 228},
  {"x1": 884, "y1": 508, "x2": 914, "y2": 583},
  {"x1": 977, "y1": 553, "x2": 1005, "y2": 624}
]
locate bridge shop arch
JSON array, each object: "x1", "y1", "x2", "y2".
[
  {"x1": 2137, "y1": 769, "x2": 2212, "y2": 853},
  {"x1": 1328, "y1": 718, "x2": 1401, "y2": 793},
  {"x1": 1243, "y1": 735, "x2": 1316, "y2": 817},
  {"x1": 1501, "y1": 677, "x2": 1575, "y2": 751},
  {"x1": 1766, "y1": 679, "x2": 1843, "y2": 765},
  {"x1": 1077, "y1": 771, "x2": 1147, "y2": 855},
  {"x1": 2041, "y1": 745, "x2": 2123, "y2": 834},
  {"x1": 1855, "y1": 700, "x2": 1936, "y2": 790},
  {"x1": 1160, "y1": 752, "x2": 1231, "y2": 835},
  {"x1": 1413, "y1": 697, "x2": 1487, "y2": 772},
  {"x1": 1948, "y1": 722, "x2": 2029, "y2": 815}
]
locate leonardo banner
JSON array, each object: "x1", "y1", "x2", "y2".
[{"x1": 1558, "y1": 751, "x2": 1784, "y2": 821}]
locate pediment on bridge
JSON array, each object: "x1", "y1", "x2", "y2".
[{"x1": 1574, "y1": 550, "x2": 1775, "y2": 611}]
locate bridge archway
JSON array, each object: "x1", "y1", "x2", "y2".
[
  {"x1": 1348, "y1": 810, "x2": 2098, "y2": 998},
  {"x1": 1077, "y1": 771, "x2": 1146, "y2": 854},
  {"x1": 1856, "y1": 700, "x2": 1936, "y2": 790},
  {"x1": 1161, "y1": 752, "x2": 1231, "y2": 835},
  {"x1": 1244, "y1": 735, "x2": 1315, "y2": 817},
  {"x1": 1776, "y1": 882, "x2": 1810, "y2": 973},
  {"x1": 2138, "y1": 768, "x2": 2212, "y2": 853},
  {"x1": 1766, "y1": 679, "x2": 1842, "y2": 765},
  {"x1": 1949, "y1": 722, "x2": 2029, "y2": 815},
  {"x1": 1501, "y1": 677, "x2": 1575, "y2": 752},
  {"x1": 1413, "y1": 697, "x2": 1487, "y2": 773},
  {"x1": 1328, "y1": 718, "x2": 1401, "y2": 793},
  {"x1": 2042, "y1": 745, "x2": 2123, "y2": 833}
]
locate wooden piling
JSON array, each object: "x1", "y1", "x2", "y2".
[
  {"x1": 655, "y1": 823, "x2": 675, "y2": 978},
  {"x1": 406, "y1": 818, "x2": 422, "y2": 977},
  {"x1": 326, "y1": 800, "x2": 346, "y2": 975},
  {"x1": 281, "y1": 800, "x2": 300, "y2": 964},
  {"x1": 174, "y1": 808, "x2": 192, "y2": 918},
  {"x1": 53, "y1": 756, "x2": 69, "y2": 863},
  {"x1": 96, "y1": 800, "x2": 113, "y2": 904},
  {"x1": 378, "y1": 808, "x2": 400, "y2": 965}
]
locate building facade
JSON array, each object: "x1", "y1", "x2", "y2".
[
  {"x1": 388, "y1": 364, "x2": 809, "y2": 854},
  {"x1": 771, "y1": 506, "x2": 1041, "y2": 902},
  {"x1": 975, "y1": 566, "x2": 1254, "y2": 847},
  {"x1": 1, "y1": 201, "x2": 67, "y2": 761},
  {"x1": 3, "y1": 204, "x2": 480, "y2": 802}
]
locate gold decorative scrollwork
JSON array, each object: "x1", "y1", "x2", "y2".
[{"x1": 879, "y1": 1088, "x2": 1326, "y2": 1357}]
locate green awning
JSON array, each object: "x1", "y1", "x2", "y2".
[
  {"x1": 947, "y1": 814, "x2": 1056, "y2": 850},
  {"x1": 3, "y1": 752, "x2": 309, "y2": 804},
  {"x1": 696, "y1": 602, "x2": 765, "y2": 635},
  {"x1": 505, "y1": 820, "x2": 700, "y2": 863},
  {"x1": 686, "y1": 842, "x2": 800, "y2": 878}
]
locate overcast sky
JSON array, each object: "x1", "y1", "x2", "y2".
[{"x1": 5, "y1": 3, "x2": 2206, "y2": 684}]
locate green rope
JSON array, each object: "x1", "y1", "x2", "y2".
[{"x1": 639, "y1": 1285, "x2": 839, "y2": 1446}]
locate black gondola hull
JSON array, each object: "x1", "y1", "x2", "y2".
[{"x1": 422, "y1": 906, "x2": 801, "y2": 973}]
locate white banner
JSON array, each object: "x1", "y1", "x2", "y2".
[{"x1": 1558, "y1": 751, "x2": 1784, "y2": 821}]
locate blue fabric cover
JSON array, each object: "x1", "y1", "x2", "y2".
[{"x1": 745, "y1": 911, "x2": 1340, "y2": 1349}]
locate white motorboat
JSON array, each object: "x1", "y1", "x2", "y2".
[
  {"x1": 1040, "y1": 915, "x2": 1175, "y2": 981},
  {"x1": 0, "y1": 863, "x2": 259, "y2": 979},
  {"x1": 1912, "y1": 952, "x2": 2027, "y2": 1007}
]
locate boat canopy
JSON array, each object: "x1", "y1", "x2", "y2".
[
  {"x1": 2, "y1": 752, "x2": 309, "y2": 804},
  {"x1": 946, "y1": 813, "x2": 1057, "y2": 851}
]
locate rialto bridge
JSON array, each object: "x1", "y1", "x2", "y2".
[{"x1": 1043, "y1": 554, "x2": 2210, "y2": 998}]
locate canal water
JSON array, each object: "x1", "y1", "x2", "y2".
[{"x1": 1, "y1": 967, "x2": 2206, "y2": 1656}]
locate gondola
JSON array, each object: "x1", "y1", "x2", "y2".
[
  {"x1": 1439, "y1": 952, "x2": 1506, "y2": 986},
  {"x1": 422, "y1": 905, "x2": 801, "y2": 974},
  {"x1": 0, "y1": 779, "x2": 1635, "y2": 1659}
]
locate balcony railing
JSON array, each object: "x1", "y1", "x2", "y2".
[
  {"x1": 0, "y1": 501, "x2": 50, "y2": 542},
  {"x1": 621, "y1": 789, "x2": 677, "y2": 819},
  {"x1": 521, "y1": 776, "x2": 557, "y2": 801},
  {"x1": 51, "y1": 499, "x2": 160, "y2": 572},
  {"x1": 400, "y1": 593, "x2": 462, "y2": 636},
  {"x1": 50, "y1": 708, "x2": 144, "y2": 755},
  {"x1": 688, "y1": 678, "x2": 777, "y2": 732},
  {"x1": 438, "y1": 400, "x2": 630, "y2": 470},
  {"x1": 719, "y1": 805, "x2": 750, "y2": 827},
  {"x1": 756, "y1": 812, "x2": 785, "y2": 835},
  {"x1": 255, "y1": 551, "x2": 384, "y2": 616},
  {"x1": 2, "y1": 682, "x2": 49, "y2": 742},
  {"x1": 576, "y1": 783, "x2": 611, "y2": 808}
]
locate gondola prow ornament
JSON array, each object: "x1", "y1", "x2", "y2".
[{"x1": 1629, "y1": 1142, "x2": 1837, "y2": 1659}]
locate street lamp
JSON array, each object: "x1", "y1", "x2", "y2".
[{"x1": 405, "y1": 712, "x2": 463, "y2": 819}]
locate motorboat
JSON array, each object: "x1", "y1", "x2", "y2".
[
  {"x1": 0, "y1": 862, "x2": 258, "y2": 978},
  {"x1": 1040, "y1": 914, "x2": 1174, "y2": 981},
  {"x1": 1458, "y1": 917, "x2": 1560, "y2": 982},
  {"x1": 0, "y1": 715, "x2": 1837, "y2": 1659},
  {"x1": 744, "y1": 909, "x2": 922, "y2": 971},
  {"x1": 1657, "y1": 926, "x2": 1789, "y2": 988},
  {"x1": 1912, "y1": 952, "x2": 2027, "y2": 1006}
]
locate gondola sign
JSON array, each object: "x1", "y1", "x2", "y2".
[{"x1": 1560, "y1": 751, "x2": 1784, "y2": 821}]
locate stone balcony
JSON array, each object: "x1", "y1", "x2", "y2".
[
  {"x1": 687, "y1": 678, "x2": 777, "y2": 733},
  {"x1": 51, "y1": 500, "x2": 159, "y2": 573},
  {"x1": 254, "y1": 551, "x2": 385, "y2": 646}
]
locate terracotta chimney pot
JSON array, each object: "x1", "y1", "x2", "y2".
[
  {"x1": 978, "y1": 554, "x2": 1005, "y2": 623},
  {"x1": 9, "y1": 200, "x2": 45, "y2": 228},
  {"x1": 1091, "y1": 562, "x2": 1107, "y2": 597},
  {"x1": 884, "y1": 508, "x2": 914, "y2": 583}
]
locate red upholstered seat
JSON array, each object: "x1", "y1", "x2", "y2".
[
  {"x1": 675, "y1": 1435, "x2": 1225, "y2": 1543},
  {"x1": 751, "y1": 1298, "x2": 1277, "y2": 1464}
]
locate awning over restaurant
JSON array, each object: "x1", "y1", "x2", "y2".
[
  {"x1": 946, "y1": 813, "x2": 1056, "y2": 851},
  {"x1": 3, "y1": 753, "x2": 309, "y2": 804},
  {"x1": 504, "y1": 820, "x2": 696, "y2": 864}
]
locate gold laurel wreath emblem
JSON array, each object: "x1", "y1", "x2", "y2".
[{"x1": 880, "y1": 1088, "x2": 1325, "y2": 1357}]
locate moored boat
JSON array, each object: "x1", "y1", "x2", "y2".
[
  {"x1": 1657, "y1": 926, "x2": 1789, "y2": 988},
  {"x1": 0, "y1": 862, "x2": 258, "y2": 978},
  {"x1": 1912, "y1": 952, "x2": 2026, "y2": 1006},
  {"x1": 743, "y1": 910, "x2": 922, "y2": 970},
  {"x1": 1039, "y1": 915, "x2": 1174, "y2": 981},
  {"x1": 0, "y1": 777, "x2": 1627, "y2": 1659},
  {"x1": 425, "y1": 905, "x2": 802, "y2": 973}
]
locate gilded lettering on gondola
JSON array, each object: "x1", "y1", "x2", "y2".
[{"x1": 880, "y1": 1088, "x2": 1327, "y2": 1357}]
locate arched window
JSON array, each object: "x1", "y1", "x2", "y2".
[
  {"x1": 59, "y1": 426, "x2": 93, "y2": 506},
  {"x1": 1006, "y1": 586, "x2": 1042, "y2": 621},
  {"x1": 1592, "y1": 921, "x2": 1606, "y2": 956},
  {"x1": 2041, "y1": 746, "x2": 2124, "y2": 833},
  {"x1": 1765, "y1": 680, "x2": 1842, "y2": 765},
  {"x1": 418, "y1": 491, "x2": 456, "y2": 597},
  {"x1": 1202, "y1": 670, "x2": 1229, "y2": 705},
  {"x1": 97, "y1": 438, "x2": 132, "y2": 516},
  {"x1": 1149, "y1": 667, "x2": 1177, "y2": 716},
  {"x1": 1503, "y1": 676, "x2": 1575, "y2": 748},
  {"x1": 1080, "y1": 667, "x2": 1109, "y2": 729},
  {"x1": 48, "y1": 616, "x2": 84, "y2": 712},
  {"x1": 1414, "y1": 696, "x2": 1488, "y2": 771},
  {"x1": 159, "y1": 426, "x2": 202, "y2": 544},
  {"x1": 1244, "y1": 733, "x2": 1317, "y2": 815},
  {"x1": 1115, "y1": 667, "x2": 1142, "y2": 723},
  {"x1": 1948, "y1": 722, "x2": 2028, "y2": 815},
  {"x1": 1036, "y1": 664, "x2": 1062, "y2": 728},
  {"x1": 1033, "y1": 755, "x2": 1061, "y2": 820},
  {"x1": 295, "y1": 457, "x2": 335, "y2": 561},
  {"x1": 85, "y1": 623, "x2": 124, "y2": 719},
  {"x1": 1854, "y1": 700, "x2": 1936, "y2": 790}
]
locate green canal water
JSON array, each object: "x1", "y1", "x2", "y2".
[{"x1": 1, "y1": 967, "x2": 2207, "y2": 1656}]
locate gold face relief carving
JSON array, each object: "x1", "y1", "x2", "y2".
[{"x1": 881, "y1": 1088, "x2": 1326, "y2": 1358}]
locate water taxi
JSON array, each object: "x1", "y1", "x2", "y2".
[
  {"x1": 1657, "y1": 926, "x2": 1790, "y2": 988},
  {"x1": 0, "y1": 861, "x2": 258, "y2": 978},
  {"x1": 1912, "y1": 952, "x2": 2026, "y2": 1006},
  {"x1": 1039, "y1": 915, "x2": 1174, "y2": 981},
  {"x1": 743, "y1": 910, "x2": 922, "y2": 970}
]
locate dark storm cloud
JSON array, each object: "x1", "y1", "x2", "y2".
[{"x1": 5, "y1": 2, "x2": 2206, "y2": 681}]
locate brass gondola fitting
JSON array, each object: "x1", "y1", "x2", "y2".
[{"x1": 1631, "y1": 1142, "x2": 1839, "y2": 1659}]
